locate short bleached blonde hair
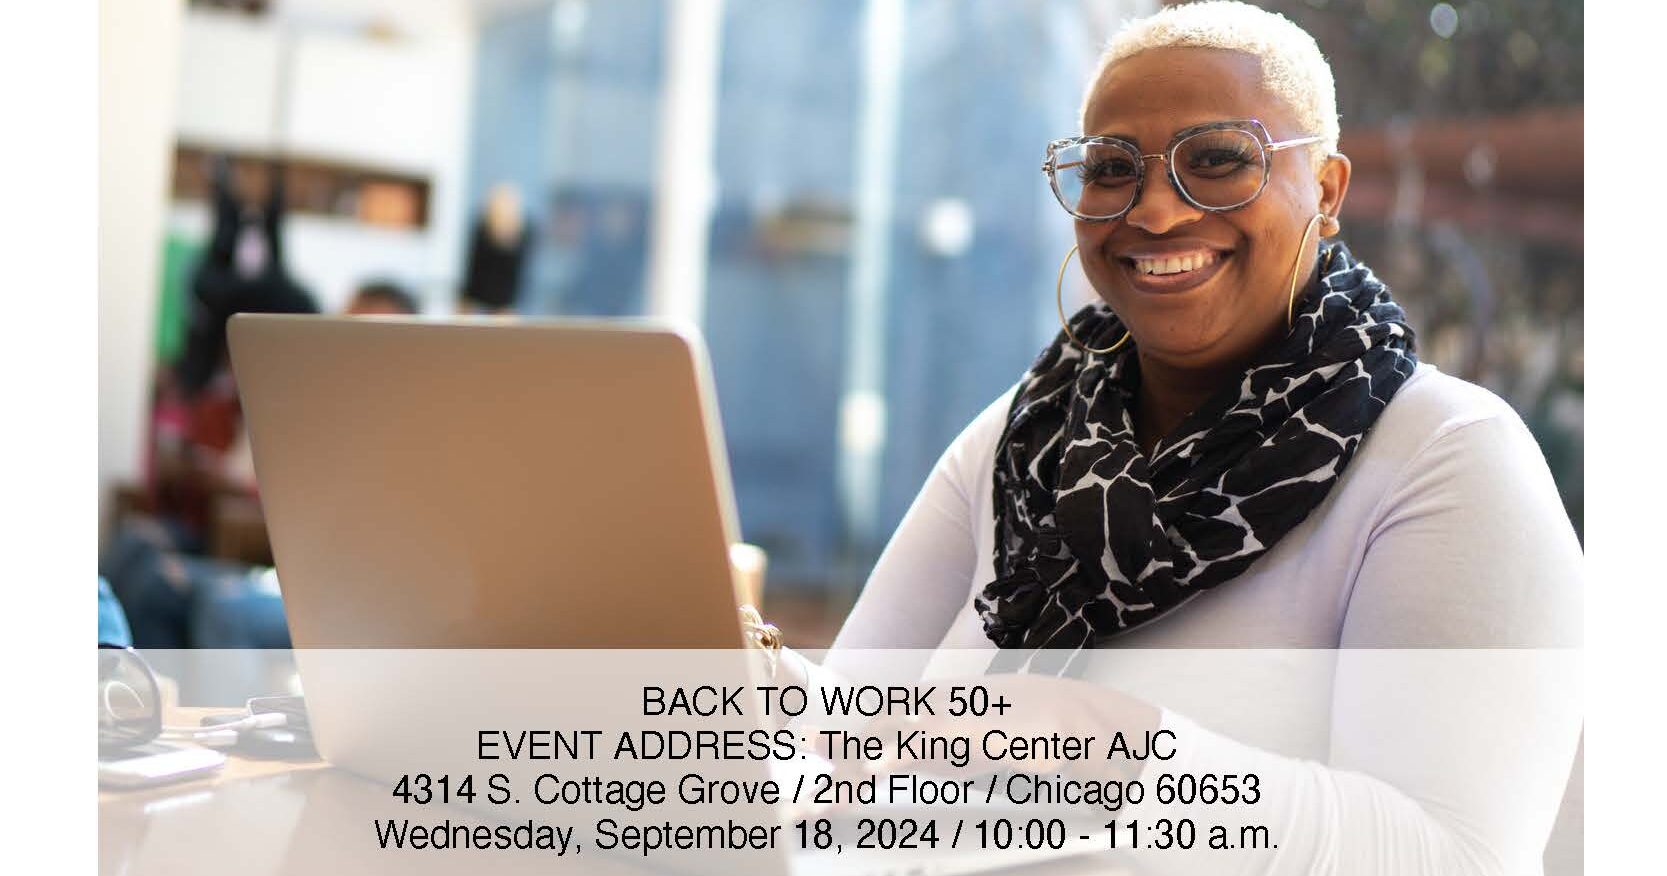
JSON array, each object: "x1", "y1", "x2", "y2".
[{"x1": 1082, "y1": 0, "x2": 1340, "y2": 158}]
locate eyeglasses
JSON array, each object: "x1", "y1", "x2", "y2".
[{"x1": 1042, "y1": 119, "x2": 1322, "y2": 222}]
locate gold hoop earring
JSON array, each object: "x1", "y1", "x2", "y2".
[
  {"x1": 1056, "y1": 244, "x2": 1130, "y2": 355},
  {"x1": 1286, "y1": 213, "x2": 1327, "y2": 330}
]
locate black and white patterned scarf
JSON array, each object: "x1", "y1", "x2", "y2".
[{"x1": 975, "y1": 240, "x2": 1417, "y2": 652}]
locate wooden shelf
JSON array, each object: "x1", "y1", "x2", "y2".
[{"x1": 170, "y1": 144, "x2": 431, "y2": 230}]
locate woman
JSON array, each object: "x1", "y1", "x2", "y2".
[{"x1": 807, "y1": 3, "x2": 1582, "y2": 873}]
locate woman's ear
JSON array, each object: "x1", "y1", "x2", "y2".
[{"x1": 1318, "y1": 152, "x2": 1352, "y2": 234}]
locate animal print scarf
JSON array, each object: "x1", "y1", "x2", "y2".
[{"x1": 976, "y1": 240, "x2": 1417, "y2": 651}]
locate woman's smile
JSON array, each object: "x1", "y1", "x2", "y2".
[{"x1": 1113, "y1": 245, "x2": 1234, "y2": 295}]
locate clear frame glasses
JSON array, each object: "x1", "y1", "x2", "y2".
[{"x1": 1042, "y1": 119, "x2": 1322, "y2": 222}]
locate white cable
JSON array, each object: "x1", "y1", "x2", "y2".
[{"x1": 160, "y1": 712, "x2": 286, "y2": 737}]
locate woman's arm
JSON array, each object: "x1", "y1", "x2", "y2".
[
  {"x1": 790, "y1": 389, "x2": 1015, "y2": 690},
  {"x1": 1118, "y1": 405, "x2": 1582, "y2": 876},
  {"x1": 1316, "y1": 408, "x2": 1583, "y2": 874},
  {"x1": 826, "y1": 389, "x2": 1015, "y2": 652}
]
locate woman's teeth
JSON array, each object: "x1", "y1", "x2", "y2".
[{"x1": 1131, "y1": 252, "x2": 1218, "y2": 276}]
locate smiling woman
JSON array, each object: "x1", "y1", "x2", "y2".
[
  {"x1": 1064, "y1": 44, "x2": 1355, "y2": 444},
  {"x1": 819, "y1": 1, "x2": 1582, "y2": 874}
]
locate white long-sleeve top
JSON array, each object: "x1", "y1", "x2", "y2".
[{"x1": 822, "y1": 363, "x2": 1583, "y2": 875}]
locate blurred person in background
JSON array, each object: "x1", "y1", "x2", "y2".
[
  {"x1": 459, "y1": 182, "x2": 529, "y2": 314},
  {"x1": 149, "y1": 156, "x2": 317, "y2": 550},
  {"x1": 106, "y1": 275, "x2": 418, "y2": 649},
  {"x1": 814, "y1": 3, "x2": 1580, "y2": 873},
  {"x1": 345, "y1": 279, "x2": 420, "y2": 316}
]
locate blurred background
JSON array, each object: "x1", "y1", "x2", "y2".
[{"x1": 98, "y1": 0, "x2": 1582, "y2": 651}]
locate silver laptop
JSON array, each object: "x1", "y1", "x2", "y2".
[
  {"x1": 230, "y1": 314, "x2": 748, "y2": 650},
  {"x1": 229, "y1": 315, "x2": 1107, "y2": 876}
]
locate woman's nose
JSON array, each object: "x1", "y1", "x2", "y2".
[{"x1": 1123, "y1": 163, "x2": 1203, "y2": 235}]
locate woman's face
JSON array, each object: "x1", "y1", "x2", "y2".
[{"x1": 1076, "y1": 47, "x2": 1349, "y2": 370}]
